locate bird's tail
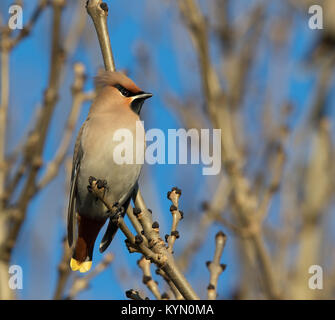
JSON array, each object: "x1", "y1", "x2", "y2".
[{"x1": 70, "y1": 214, "x2": 105, "y2": 273}]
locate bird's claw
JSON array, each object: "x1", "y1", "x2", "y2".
[
  {"x1": 87, "y1": 177, "x2": 108, "y2": 202},
  {"x1": 88, "y1": 176, "x2": 97, "y2": 185},
  {"x1": 87, "y1": 176, "x2": 96, "y2": 193},
  {"x1": 88, "y1": 176, "x2": 107, "y2": 190},
  {"x1": 97, "y1": 179, "x2": 107, "y2": 189}
]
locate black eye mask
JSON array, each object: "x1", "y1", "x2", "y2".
[
  {"x1": 114, "y1": 84, "x2": 152, "y2": 115},
  {"x1": 114, "y1": 84, "x2": 143, "y2": 97}
]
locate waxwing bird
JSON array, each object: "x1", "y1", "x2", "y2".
[{"x1": 67, "y1": 71, "x2": 152, "y2": 273}]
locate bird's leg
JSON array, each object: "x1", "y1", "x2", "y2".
[{"x1": 87, "y1": 176, "x2": 97, "y2": 193}]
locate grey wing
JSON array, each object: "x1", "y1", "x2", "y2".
[
  {"x1": 67, "y1": 161, "x2": 79, "y2": 247},
  {"x1": 67, "y1": 124, "x2": 85, "y2": 248},
  {"x1": 99, "y1": 218, "x2": 117, "y2": 253}
]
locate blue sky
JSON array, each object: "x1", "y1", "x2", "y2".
[{"x1": 0, "y1": 0, "x2": 326, "y2": 299}]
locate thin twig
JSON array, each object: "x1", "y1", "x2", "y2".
[
  {"x1": 37, "y1": 62, "x2": 92, "y2": 191},
  {"x1": 137, "y1": 256, "x2": 162, "y2": 299},
  {"x1": 0, "y1": 29, "x2": 10, "y2": 209},
  {"x1": 86, "y1": 0, "x2": 115, "y2": 71},
  {"x1": 8, "y1": 0, "x2": 49, "y2": 50},
  {"x1": 133, "y1": 188, "x2": 199, "y2": 300},
  {"x1": 155, "y1": 268, "x2": 184, "y2": 300},
  {"x1": 53, "y1": 158, "x2": 73, "y2": 300},
  {"x1": 125, "y1": 289, "x2": 147, "y2": 300},
  {"x1": 89, "y1": 180, "x2": 161, "y2": 264},
  {"x1": 177, "y1": 176, "x2": 230, "y2": 272},
  {"x1": 0, "y1": 0, "x2": 66, "y2": 270},
  {"x1": 85, "y1": 0, "x2": 199, "y2": 300},
  {"x1": 166, "y1": 187, "x2": 183, "y2": 253},
  {"x1": 0, "y1": 28, "x2": 11, "y2": 300},
  {"x1": 126, "y1": 205, "x2": 147, "y2": 246},
  {"x1": 88, "y1": 178, "x2": 199, "y2": 300},
  {"x1": 178, "y1": 0, "x2": 281, "y2": 299},
  {"x1": 53, "y1": 236, "x2": 72, "y2": 300},
  {"x1": 206, "y1": 231, "x2": 227, "y2": 300}
]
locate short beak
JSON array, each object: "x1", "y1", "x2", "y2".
[
  {"x1": 130, "y1": 92, "x2": 153, "y2": 115},
  {"x1": 132, "y1": 92, "x2": 153, "y2": 100}
]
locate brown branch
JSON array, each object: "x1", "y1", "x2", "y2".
[
  {"x1": 178, "y1": 0, "x2": 281, "y2": 299},
  {"x1": 53, "y1": 236, "x2": 72, "y2": 300},
  {"x1": 0, "y1": 29, "x2": 10, "y2": 209},
  {"x1": 0, "y1": 0, "x2": 66, "y2": 269},
  {"x1": 36, "y1": 62, "x2": 92, "y2": 191},
  {"x1": 125, "y1": 289, "x2": 147, "y2": 300},
  {"x1": 88, "y1": 178, "x2": 199, "y2": 300},
  {"x1": 137, "y1": 256, "x2": 162, "y2": 300},
  {"x1": 257, "y1": 142, "x2": 286, "y2": 222},
  {"x1": 53, "y1": 158, "x2": 74, "y2": 300},
  {"x1": 133, "y1": 188, "x2": 199, "y2": 300},
  {"x1": 8, "y1": 0, "x2": 49, "y2": 50},
  {"x1": 290, "y1": 117, "x2": 333, "y2": 299},
  {"x1": 0, "y1": 25, "x2": 12, "y2": 300},
  {"x1": 63, "y1": 1, "x2": 87, "y2": 59},
  {"x1": 155, "y1": 268, "x2": 183, "y2": 300},
  {"x1": 177, "y1": 176, "x2": 230, "y2": 272},
  {"x1": 166, "y1": 187, "x2": 183, "y2": 253},
  {"x1": 3, "y1": 106, "x2": 45, "y2": 204},
  {"x1": 85, "y1": 0, "x2": 199, "y2": 300},
  {"x1": 86, "y1": 0, "x2": 115, "y2": 72},
  {"x1": 206, "y1": 231, "x2": 227, "y2": 300},
  {"x1": 126, "y1": 205, "x2": 147, "y2": 246},
  {"x1": 222, "y1": 4, "x2": 265, "y2": 112},
  {"x1": 88, "y1": 179, "x2": 163, "y2": 264}
]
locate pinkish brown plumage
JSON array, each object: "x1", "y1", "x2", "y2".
[
  {"x1": 67, "y1": 71, "x2": 152, "y2": 273},
  {"x1": 94, "y1": 70, "x2": 141, "y2": 93}
]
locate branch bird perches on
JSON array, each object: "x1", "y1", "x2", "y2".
[{"x1": 85, "y1": 0, "x2": 199, "y2": 300}]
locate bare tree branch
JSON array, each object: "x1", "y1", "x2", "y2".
[
  {"x1": 37, "y1": 62, "x2": 93, "y2": 191},
  {"x1": 137, "y1": 256, "x2": 162, "y2": 299},
  {"x1": 166, "y1": 187, "x2": 183, "y2": 253},
  {"x1": 178, "y1": 0, "x2": 281, "y2": 299},
  {"x1": 0, "y1": 0, "x2": 66, "y2": 291},
  {"x1": 7, "y1": 0, "x2": 49, "y2": 50},
  {"x1": 206, "y1": 231, "x2": 227, "y2": 300},
  {"x1": 125, "y1": 289, "x2": 147, "y2": 300},
  {"x1": 86, "y1": 0, "x2": 115, "y2": 71}
]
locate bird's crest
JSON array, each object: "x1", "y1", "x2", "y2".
[{"x1": 94, "y1": 70, "x2": 141, "y2": 93}]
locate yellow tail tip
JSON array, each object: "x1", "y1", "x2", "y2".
[{"x1": 70, "y1": 258, "x2": 92, "y2": 273}]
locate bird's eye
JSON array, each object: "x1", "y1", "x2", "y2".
[{"x1": 115, "y1": 84, "x2": 131, "y2": 97}]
